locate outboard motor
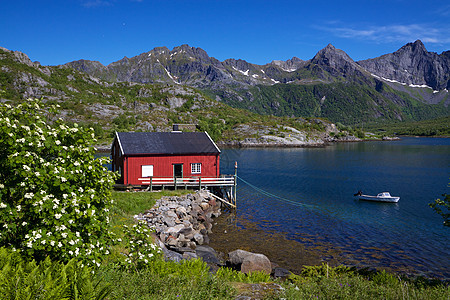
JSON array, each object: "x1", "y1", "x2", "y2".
[{"x1": 354, "y1": 190, "x2": 362, "y2": 196}]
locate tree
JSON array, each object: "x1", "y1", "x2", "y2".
[
  {"x1": 429, "y1": 192, "x2": 450, "y2": 227},
  {"x1": 0, "y1": 99, "x2": 118, "y2": 265}
]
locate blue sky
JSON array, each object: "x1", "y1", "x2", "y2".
[{"x1": 1, "y1": 0, "x2": 449, "y2": 66}]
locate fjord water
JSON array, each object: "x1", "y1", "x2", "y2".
[{"x1": 219, "y1": 137, "x2": 450, "y2": 279}]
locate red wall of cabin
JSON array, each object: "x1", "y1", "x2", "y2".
[{"x1": 123, "y1": 154, "x2": 220, "y2": 185}]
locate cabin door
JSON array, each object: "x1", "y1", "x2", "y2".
[{"x1": 173, "y1": 164, "x2": 183, "y2": 178}]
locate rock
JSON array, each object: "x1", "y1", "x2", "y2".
[
  {"x1": 166, "y1": 236, "x2": 178, "y2": 247},
  {"x1": 179, "y1": 226, "x2": 193, "y2": 236},
  {"x1": 200, "y1": 202, "x2": 210, "y2": 210},
  {"x1": 183, "y1": 252, "x2": 198, "y2": 260},
  {"x1": 228, "y1": 249, "x2": 253, "y2": 265},
  {"x1": 228, "y1": 249, "x2": 272, "y2": 274},
  {"x1": 164, "y1": 249, "x2": 183, "y2": 262},
  {"x1": 272, "y1": 267, "x2": 292, "y2": 279},
  {"x1": 162, "y1": 216, "x2": 176, "y2": 227},
  {"x1": 166, "y1": 224, "x2": 184, "y2": 234},
  {"x1": 176, "y1": 206, "x2": 187, "y2": 217},
  {"x1": 165, "y1": 210, "x2": 178, "y2": 218},
  {"x1": 194, "y1": 233, "x2": 204, "y2": 245},
  {"x1": 241, "y1": 253, "x2": 272, "y2": 274},
  {"x1": 196, "y1": 246, "x2": 222, "y2": 265}
]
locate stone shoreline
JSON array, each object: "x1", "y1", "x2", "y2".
[
  {"x1": 134, "y1": 190, "x2": 291, "y2": 276},
  {"x1": 134, "y1": 190, "x2": 221, "y2": 260}
]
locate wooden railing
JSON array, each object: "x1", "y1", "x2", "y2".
[{"x1": 137, "y1": 175, "x2": 235, "y2": 190}]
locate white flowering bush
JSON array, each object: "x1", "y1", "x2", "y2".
[
  {"x1": 0, "y1": 99, "x2": 118, "y2": 266},
  {"x1": 119, "y1": 221, "x2": 162, "y2": 271}
]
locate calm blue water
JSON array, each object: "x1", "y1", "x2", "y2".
[{"x1": 219, "y1": 137, "x2": 450, "y2": 279}]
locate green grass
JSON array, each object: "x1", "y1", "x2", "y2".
[{"x1": 283, "y1": 266, "x2": 449, "y2": 300}]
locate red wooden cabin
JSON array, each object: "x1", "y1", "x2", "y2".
[{"x1": 111, "y1": 131, "x2": 221, "y2": 186}]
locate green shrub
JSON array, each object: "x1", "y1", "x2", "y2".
[
  {"x1": 117, "y1": 221, "x2": 162, "y2": 271},
  {"x1": 0, "y1": 99, "x2": 118, "y2": 265},
  {"x1": 372, "y1": 269, "x2": 399, "y2": 287}
]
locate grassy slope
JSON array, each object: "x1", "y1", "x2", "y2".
[{"x1": 222, "y1": 81, "x2": 449, "y2": 125}]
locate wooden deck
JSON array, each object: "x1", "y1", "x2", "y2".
[
  {"x1": 138, "y1": 175, "x2": 234, "y2": 188},
  {"x1": 113, "y1": 175, "x2": 237, "y2": 208},
  {"x1": 114, "y1": 175, "x2": 234, "y2": 189}
]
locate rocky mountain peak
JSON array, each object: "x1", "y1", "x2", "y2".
[
  {"x1": 358, "y1": 39, "x2": 449, "y2": 90},
  {"x1": 269, "y1": 57, "x2": 305, "y2": 72},
  {"x1": 312, "y1": 44, "x2": 354, "y2": 64},
  {"x1": 404, "y1": 40, "x2": 426, "y2": 53},
  {"x1": 309, "y1": 43, "x2": 363, "y2": 78},
  {"x1": 0, "y1": 46, "x2": 39, "y2": 68}
]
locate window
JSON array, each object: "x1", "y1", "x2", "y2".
[
  {"x1": 191, "y1": 163, "x2": 201, "y2": 174},
  {"x1": 141, "y1": 165, "x2": 153, "y2": 177}
]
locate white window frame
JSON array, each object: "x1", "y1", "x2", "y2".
[
  {"x1": 191, "y1": 163, "x2": 201, "y2": 174},
  {"x1": 141, "y1": 165, "x2": 154, "y2": 177}
]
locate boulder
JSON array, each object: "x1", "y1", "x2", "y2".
[
  {"x1": 166, "y1": 224, "x2": 184, "y2": 234},
  {"x1": 196, "y1": 245, "x2": 222, "y2": 265},
  {"x1": 164, "y1": 249, "x2": 183, "y2": 262},
  {"x1": 182, "y1": 252, "x2": 198, "y2": 260},
  {"x1": 228, "y1": 249, "x2": 272, "y2": 274},
  {"x1": 241, "y1": 253, "x2": 272, "y2": 274},
  {"x1": 162, "y1": 216, "x2": 176, "y2": 227},
  {"x1": 228, "y1": 249, "x2": 253, "y2": 265}
]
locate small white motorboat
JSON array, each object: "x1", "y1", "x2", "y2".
[{"x1": 354, "y1": 191, "x2": 400, "y2": 203}]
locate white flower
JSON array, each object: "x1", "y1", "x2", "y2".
[
  {"x1": 50, "y1": 240, "x2": 55, "y2": 246},
  {"x1": 55, "y1": 214, "x2": 62, "y2": 219},
  {"x1": 41, "y1": 240, "x2": 46, "y2": 245},
  {"x1": 60, "y1": 177, "x2": 67, "y2": 182},
  {"x1": 58, "y1": 242, "x2": 62, "y2": 247},
  {"x1": 0, "y1": 203, "x2": 7, "y2": 208},
  {"x1": 27, "y1": 241, "x2": 33, "y2": 248},
  {"x1": 0, "y1": 184, "x2": 4, "y2": 189},
  {"x1": 55, "y1": 140, "x2": 61, "y2": 145},
  {"x1": 24, "y1": 192, "x2": 34, "y2": 199},
  {"x1": 69, "y1": 240, "x2": 75, "y2": 245},
  {"x1": 23, "y1": 165, "x2": 31, "y2": 171},
  {"x1": 16, "y1": 205, "x2": 21, "y2": 211},
  {"x1": 22, "y1": 221, "x2": 27, "y2": 226},
  {"x1": 61, "y1": 232, "x2": 68, "y2": 238}
]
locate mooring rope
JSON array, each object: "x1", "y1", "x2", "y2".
[{"x1": 236, "y1": 175, "x2": 317, "y2": 209}]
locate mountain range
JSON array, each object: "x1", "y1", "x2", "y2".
[
  {"x1": 1, "y1": 40, "x2": 449, "y2": 127},
  {"x1": 64, "y1": 40, "x2": 449, "y2": 124}
]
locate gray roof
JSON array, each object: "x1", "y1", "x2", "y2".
[{"x1": 114, "y1": 132, "x2": 220, "y2": 155}]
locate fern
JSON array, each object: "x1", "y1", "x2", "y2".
[{"x1": 0, "y1": 248, "x2": 110, "y2": 300}]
